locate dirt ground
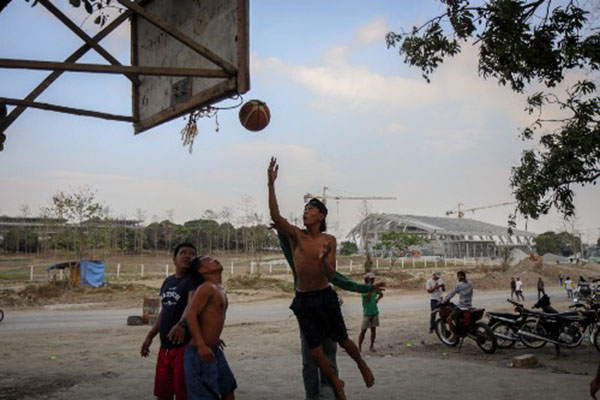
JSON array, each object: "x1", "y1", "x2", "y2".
[
  {"x1": 0, "y1": 290, "x2": 597, "y2": 400},
  {"x1": 2, "y1": 260, "x2": 600, "y2": 399}
]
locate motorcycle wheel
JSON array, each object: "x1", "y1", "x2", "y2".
[
  {"x1": 490, "y1": 321, "x2": 517, "y2": 349},
  {"x1": 435, "y1": 318, "x2": 458, "y2": 347},
  {"x1": 594, "y1": 328, "x2": 600, "y2": 353},
  {"x1": 474, "y1": 322, "x2": 497, "y2": 354},
  {"x1": 0, "y1": 309, "x2": 3, "y2": 323},
  {"x1": 519, "y1": 319, "x2": 547, "y2": 349}
]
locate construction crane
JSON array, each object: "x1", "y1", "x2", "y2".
[
  {"x1": 445, "y1": 202, "x2": 515, "y2": 219},
  {"x1": 303, "y1": 186, "x2": 396, "y2": 205}
]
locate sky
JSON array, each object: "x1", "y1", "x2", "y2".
[{"x1": 0, "y1": 0, "x2": 599, "y2": 244}]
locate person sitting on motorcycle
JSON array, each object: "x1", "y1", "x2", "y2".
[
  {"x1": 578, "y1": 276, "x2": 592, "y2": 297},
  {"x1": 442, "y1": 270, "x2": 473, "y2": 341}
]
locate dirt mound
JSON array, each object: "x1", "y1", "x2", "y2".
[
  {"x1": 0, "y1": 282, "x2": 156, "y2": 308},
  {"x1": 227, "y1": 274, "x2": 294, "y2": 292}
]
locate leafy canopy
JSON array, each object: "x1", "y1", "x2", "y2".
[{"x1": 387, "y1": 0, "x2": 599, "y2": 226}]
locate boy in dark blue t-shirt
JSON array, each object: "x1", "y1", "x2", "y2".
[{"x1": 141, "y1": 243, "x2": 200, "y2": 400}]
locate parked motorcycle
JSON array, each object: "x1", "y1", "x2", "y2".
[
  {"x1": 433, "y1": 301, "x2": 497, "y2": 354},
  {"x1": 486, "y1": 299, "x2": 528, "y2": 348},
  {"x1": 517, "y1": 294, "x2": 600, "y2": 352},
  {"x1": 574, "y1": 277, "x2": 593, "y2": 303}
]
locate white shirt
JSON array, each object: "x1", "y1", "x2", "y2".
[
  {"x1": 515, "y1": 280, "x2": 523, "y2": 291},
  {"x1": 565, "y1": 279, "x2": 573, "y2": 289},
  {"x1": 426, "y1": 278, "x2": 444, "y2": 300}
]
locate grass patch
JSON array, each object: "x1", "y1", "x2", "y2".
[
  {"x1": 226, "y1": 274, "x2": 293, "y2": 292},
  {"x1": 0, "y1": 271, "x2": 25, "y2": 280}
]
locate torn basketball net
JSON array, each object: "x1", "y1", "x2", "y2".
[
  {"x1": 180, "y1": 95, "x2": 243, "y2": 153},
  {"x1": 180, "y1": 106, "x2": 219, "y2": 154}
]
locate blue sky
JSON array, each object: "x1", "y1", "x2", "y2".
[{"x1": 1, "y1": 1, "x2": 598, "y2": 243}]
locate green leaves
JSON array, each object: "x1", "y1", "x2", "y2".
[
  {"x1": 511, "y1": 79, "x2": 599, "y2": 220},
  {"x1": 389, "y1": 1, "x2": 599, "y2": 223}
]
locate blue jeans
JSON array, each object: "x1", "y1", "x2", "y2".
[
  {"x1": 184, "y1": 345, "x2": 237, "y2": 400},
  {"x1": 300, "y1": 330, "x2": 338, "y2": 400}
]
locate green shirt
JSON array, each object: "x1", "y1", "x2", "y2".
[
  {"x1": 362, "y1": 292, "x2": 379, "y2": 316},
  {"x1": 277, "y1": 232, "x2": 374, "y2": 294}
]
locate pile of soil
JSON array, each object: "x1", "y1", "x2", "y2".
[{"x1": 0, "y1": 281, "x2": 156, "y2": 308}]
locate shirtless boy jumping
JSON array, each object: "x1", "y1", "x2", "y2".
[
  {"x1": 267, "y1": 157, "x2": 374, "y2": 400},
  {"x1": 185, "y1": 256, "x2": 237, "y2": 400}
]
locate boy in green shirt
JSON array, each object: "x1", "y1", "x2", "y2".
[{"x1": 359, "y1": 272, "x2": 384, "y2": 352}]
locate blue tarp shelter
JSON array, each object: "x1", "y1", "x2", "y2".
[{"x1": 46, "y1": 260, "x2": 105, "y2": 287}]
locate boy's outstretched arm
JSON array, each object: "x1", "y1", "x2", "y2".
[
  {"x1": 186, "y1": 284, "x2": 216, "y2": 363},
  {"x1": 267, "y1": 157, "x2": 298, "y2": 238}
]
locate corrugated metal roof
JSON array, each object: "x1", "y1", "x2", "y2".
[{"x1": 349, "y1": 213, "x2": 535, "y2": 238}]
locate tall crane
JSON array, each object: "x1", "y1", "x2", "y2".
[
  {"x1": 445, "y1": 202, "x2": 515, "y2": 219},
  {"x1": 303, "y1": 186, "x2": 397, "y2": 205}
]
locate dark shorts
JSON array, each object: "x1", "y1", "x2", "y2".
[
  {"x1": 155, "y1": 346, "x2": 187, "y2": 400},
  {"x1": 184, "y1": 345, "x2": 237, "y2": 400},
  {"x1": 290, "y1": 285, "x2": 348, "y2": 349}
]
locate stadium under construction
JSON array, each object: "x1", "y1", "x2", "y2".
[{"x1": 347, "y1": 213, "x2": 536, "y2": 258}]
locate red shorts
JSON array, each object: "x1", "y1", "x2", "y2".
[{"x1": 154, "y1": 346, "x2": 187, "y2": 400}]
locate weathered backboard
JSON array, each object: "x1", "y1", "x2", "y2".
[{"x1": 131, "y1": 0, "x2": 249, "y2": 134}]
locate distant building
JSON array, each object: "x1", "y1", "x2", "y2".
[{"x1": 348, "y1": 213, "x2": 536, "y2": 258}]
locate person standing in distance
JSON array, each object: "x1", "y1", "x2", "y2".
[
  {"x1": 358, "y1": 272, "x2": 384, "y2": 352},
  {"x1": 426, "y1": 272, "x2": 445, "y2": 333},
  {"x1": 537, "y1": 277, "x2": 545, "y2": 299}
]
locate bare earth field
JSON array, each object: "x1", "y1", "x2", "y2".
[
  {"x1": 0, "y1": 290, "x2": 597, "y2": 400},
  {"x1": 1, "y1": 258, "x2": 600, "y2": 399}
]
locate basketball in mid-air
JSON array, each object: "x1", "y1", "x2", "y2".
[{"x1": 239, "y1": 100, "x2": 270, "y2": 131}]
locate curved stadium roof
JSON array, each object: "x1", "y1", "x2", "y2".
[{"x1": 348, "y1": 213, "x2": 535, "y2": 238}]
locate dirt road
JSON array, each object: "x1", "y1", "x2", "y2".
[
  {"x1": 0, "y1": 288, "x2": 565, "y2": 331},
  {"x1": 0, "y1": 289, "x2": 594, "y2": 400}
]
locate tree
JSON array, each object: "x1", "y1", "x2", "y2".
[
  {"x1": 387, "y1": 0, "x2": 599, "y2": 225},
  {"x1": 535, "y1": 230, "x2": 581, "y2": 256},
  {"x1": 22, "y1": 0, "x2": 116, "y2": 26},
  {"x1": 340, "y1": 241, "x2": 359, "y2": 255},
  {"x1": 374, "y1": 231, "x2": 427, "y2": 269},
  {"x1": 50, "y1": 186, "x2": 104, "y2": 258}
]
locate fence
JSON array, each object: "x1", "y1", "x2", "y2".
[{"x1": 12, "y1": 256, "x2": 502, "y2": 284}]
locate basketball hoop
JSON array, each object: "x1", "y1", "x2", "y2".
[
  {"x1": 180, "y1": 105, "x2": 218, "y2": 153},
  {"x1": 180, "y1": 95, "x2": 244, "y2": 153}
]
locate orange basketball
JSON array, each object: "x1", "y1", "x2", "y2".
[{"x1": 239, "y1": 100, "x2": 270, "y2": 131}]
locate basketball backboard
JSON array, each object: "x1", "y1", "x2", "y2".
[
  {"x1": 0, "y1": 0, "x2": 249, "y2": 145},
  {"x1": 131, "y1": 0, "x2": 250, "y2": 134}
]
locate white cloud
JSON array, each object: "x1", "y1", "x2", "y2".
[
  {"x1": 251, "y1": 53, "x2": 435, "y2": 109},
  {"x1": 355, "y1": 17, "x2": 389, "y2": 45}
]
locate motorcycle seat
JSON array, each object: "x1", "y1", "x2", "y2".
[{"x1": 487, "y1": 312, "x2": 519, "y2": 319}]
